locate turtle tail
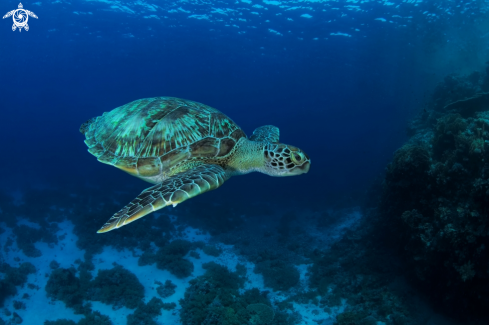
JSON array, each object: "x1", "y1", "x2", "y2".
[{"x1": 80, "y1": 117, "x2": 97, "y2": 135}]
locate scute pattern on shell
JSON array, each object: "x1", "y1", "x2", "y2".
[{"x1": 84, "y1": 97, "x2": 246, "y2": 177}]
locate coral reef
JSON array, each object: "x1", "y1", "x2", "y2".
[
  {"x1": 8, "y1": 312, "x2": 22, "y2": 325},
  {"x1": 307, "y1": 228, "x2": 413, "y2": 325},
  {"x1": 50, "y1": 260, "x2": 60, "y2": 269},
  {"x1": 45, "y1": 267, "x2": 86, "y2": 314},
  {"x1": 254, "y1": 260, "x2": 299, "y2": 291},
  {"x1": 154, "y1": 240, "x2": 194, "y2": 278},
  {"x1": 77, "y1": 311, "x2": 112, "y2": 325},
  {"x1": 46, "y1": 262, "x2": 143, "y2": 316},
  {"x1": 334, "y1": 311, "x2": 375, "y2": 325},
  {"x1": 13, "y1": 224, "x2": 57, "y2": 258},
  {"x1": 179, "y1": 262, "x2": 294, "y2": 325},
  {"x1": 247, "y1": 303, "x2": 275, "y2": 325},
  {"x1": 378, "y1": 66, "x2": 489, "y2": 320},
  {"x1": 202, "y1": 244, "x2": 222, "y2": 257},
  {"x1": 44, "y1": 320, "x2": 77, "y2": 325},
  {"x1": 431, "y1": 74, "x2": 480, "y2": 111},
  {"x1": 126, "y1": 297, "x2": 165, "y2": 325},
  {"x1": 89, "y1": 263, "x2": 144, "y2": 309},
  {"x1": 44, "y1": 311, "x2": 112, "y2": 325},
  {"x1": 137, "y1": 250, "x2": 157, "y2": 266},
  {"x1": 155, "y1": 280, "x2": 176, "y2": 298},
  {"x1": 0, "y1": 262, "x2": 36, "y2": 307},
  {"x1": 12, "y1": 300, "x2": 25, "y2": 310}
]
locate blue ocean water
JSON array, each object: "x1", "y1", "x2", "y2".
[{"x1": 1, "y1": 0, "x2": 488, "y2": 324}]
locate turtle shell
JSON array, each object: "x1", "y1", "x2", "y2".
[{"x1": 83, "y1": 97, "x2": 246, "y2": 177}]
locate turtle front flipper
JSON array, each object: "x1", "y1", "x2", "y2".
[
  {"x1": 97, "y1": 164, "x2": 229, "y2": 233},
  {"x1": 250, "y1": 125, "x2": 280, "y2": 143},
  {"x1": 3, "y1": 10, "x2": 15, "y2": 19}
]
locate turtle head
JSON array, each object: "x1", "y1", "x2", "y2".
[{"x1": 263, "y1": 143, "x2": 310, "y2": 176}]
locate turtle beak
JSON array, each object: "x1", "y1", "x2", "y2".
[{"x1": 289, "y1": 160, "x2": 310, "y2": 175}]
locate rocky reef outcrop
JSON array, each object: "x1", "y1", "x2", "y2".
[{"x1": 379, "y1": 66, "x2": 489, "y2": 320}]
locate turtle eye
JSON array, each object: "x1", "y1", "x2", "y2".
[{"x1": 291, "y1": 152, "x2": 304, "y2": 164}]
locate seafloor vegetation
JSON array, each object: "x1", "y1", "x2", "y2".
[
  {"x1": 0, "y1": 184, "x2": 419, "y2": 324},
  {"x1": 2, "y1": 65, "x2": 489, "y2": 324}
]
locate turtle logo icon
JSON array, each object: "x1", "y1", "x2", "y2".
[{"x1": 3, "y1": 3, "x2": 38, "y2": 32}]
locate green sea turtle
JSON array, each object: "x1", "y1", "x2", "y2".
[{"x1": 80, "y1": 97, "x2": 310, "y2": 233}]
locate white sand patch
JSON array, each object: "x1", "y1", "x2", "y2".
[
  {"x1": 174, "y1": 225, "x2": 211, "y2": 243},
  {"x1": 243, "y1": 260, "x2": 265, "y2": 290}
]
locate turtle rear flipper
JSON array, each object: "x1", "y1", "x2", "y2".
[
  {"x1": 97, "y1": 164, "x2": 228, "y2": 233},
  {"x1": 12, "y1": 24, "x2": 16, "y2": 31},
  {"x1": 250, "y1": 125, "x2": 279, "y2": 143}
]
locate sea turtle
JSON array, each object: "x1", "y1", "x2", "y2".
[
  {"x1": 80, "y1": 97, "x2": 310, "y2": 233},
  {"x1": 3, "y1": 3, "x2": 38, "y2": 32}
]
